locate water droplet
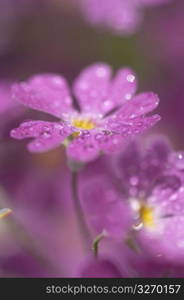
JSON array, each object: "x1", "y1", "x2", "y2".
[
  {"x1": 133, "y1": 222, "x2": 143, "y2": 231},
  {"x1": 103, "y1": 130, "x2": 112, "y2": 136},
  {"x1": 95, "y1": 133, "x2": 103, "y2": 141},
  {"x1": 81, "y1": 130, "x2": 90, "y2": 137},
  {"x1": 41, "y1": 126, "x2": 52, "y2": 139},
  {"x1": 126, "y1": 74, "x2": 135, "y2": 83},
  {"x1": 125, "y1": 93, "x2": 132, "y2": 100},
  {"x1": 42, "y1": 132, "x2": 51, "y2": 139},
  {"x1": 54, "y1": 124, "x2": 63, "y2": 130},
  {"x1": 103, "y1": 100, "x2": 112, "y2": 108},
  {"x1": 170, "y1": 152, "x2": 184, "y2": 170}
]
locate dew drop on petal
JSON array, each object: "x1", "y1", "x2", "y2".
[
  {"x1": 81, "y1": 130, "x2": 90, "y2": 137},
  {"x1": 125, "y1": 93, "x2": 132, "y2": 100},
  {"x1": 42, "y1": 132, "x2": 51, "y2": 139},
  {"x1": 170, "y1": 152, "x2": 184, "y2": 170},
  {"x1": 95, "y1": 133, "x2": 103, "y2": 141},
  {"x1": 126, "y1": 74, "x2": 135, "y2": 83},
  {"x1": 103, "y1": 100, "x2": 112, "y2": 108},
  {"x1": 54, "y1": 124, "x2": 63, "y2": 130}
]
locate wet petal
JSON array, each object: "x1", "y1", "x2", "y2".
[
  {"x1": 80, "y1": 0, "x2": 142, "y2": 35},
  {"x1": 12, "y1": 74, "x2": 74, "y2": 118},
  {"x1": 113, "y1": 142, "x2": 142, "y2": 185},
  {"x1": 108, "y1": 68, "x2": 137, "y2": 109},
  {"x1": 73, "y1": 63, "x2": 112, "y2": 114},
  {"x1": 80, "y1": 175, "x2": 132, "y2": 239},
  {"x1": 169, "y1": 151, "x2": 184, "y2": 170},
  {"x1": 139, "y1": 216, "x2": 184, "y2": 264},
  {"x1": 104, "y1": 114, "x2": 161, "y2": 137},
  {"x1": 94, "y1": 131, "x2": 125, "y2": 154},
  {"x1": 66, "y1": 134, "x2": 100, "y2": 163},
  {"x1": 116, "y1": 92, "x2": 160, "y2": 120},
  {"x1": 11, "y1": 120, "x2": 72, "y2": 153}
]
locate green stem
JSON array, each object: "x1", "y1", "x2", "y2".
[
  {"x1": 71, "y1": 171, "x2": 91, "y2": 250},
  {"x1": 92, "y1": 230, "x2": 107, "y2": 257}
]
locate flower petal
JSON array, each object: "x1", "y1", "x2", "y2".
[
  {"x1": 80, "y1": 175, "x2": 132, "y2": 239},
  {"x1": 116, "y1": 92, "x2": 160, "y2": 120},
  {"x1": 73, "y1": 63, "x2": 112, "y2": 115},
  {"x1": 96, "y1": 115, "x2": 160, "y2": 155},
  {"x1": 12, "y1": 74, "x2": 74, "y2": 118},
  {"x1": 108, "y1": 68, "x2": 137, "y2": 109},
  {"x1": 80, "y1": 0, "x2": 142, "y2": 35},
  {"x1": 94, "y1": 131, "x2": 126, "y2": 154},
  {"x1": 10, "y1": 120, "x2": 72, "y2": 153},
  {"x1": 113, "y1": 141, "x2": 142, "y2": 183},
  {"x1": 138, "y1": 216, "x2": 184, "y2": 264},
  {"x1": 104, "y1": 114, "x2": 161, "y2": 137},
  {"x1": 142, "y1": 137, "x2": 171, "y2": 185},
  {"x1": 66, "y1": 135, "x2": 100, "y2": 163}
]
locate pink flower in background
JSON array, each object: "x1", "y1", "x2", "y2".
[
  {"x1": 80, "y1": 137, "x2": 184, "y2": 264},
  {"x1": 10, "y1": 63, "x2": 160, "y2": 162},
  {"x1": 79, "y1": 0, "x2": 172, "y2": 35}
]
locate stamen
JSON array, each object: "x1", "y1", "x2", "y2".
[
  {"x1": 0, "y1": 208, "x2": 12, "y2": 219},
  {"x1": 139, "y1": 204, "x2": 155, "y2": 228},
  {"x1": 72, "y1": 119, "x2": 96, "y2": 130}
]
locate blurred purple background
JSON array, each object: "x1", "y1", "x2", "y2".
[{"x1": 0, "y1": 0, "x2": 183, "y2": 278}]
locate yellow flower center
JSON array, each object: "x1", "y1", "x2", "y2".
[
  {"x1": 72, "y1": 119, "x2": 96, "y2": 130},
  {"x1": 0, "y1": 208, "x2": 12, "y2": 219},
  {"x1": 139, "y1": 203, "x2": 155, "y2": 229}
]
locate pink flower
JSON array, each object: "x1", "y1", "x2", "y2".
[
  {"x1": 79, "y1": 0, "x2": 172, "y2": 35},
  {"x1": 10, "y1": 63, "x2": 160, "y2": 162},
  {"x1": 80, "y1": 137, "x2": 184, "y2": 264}
]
